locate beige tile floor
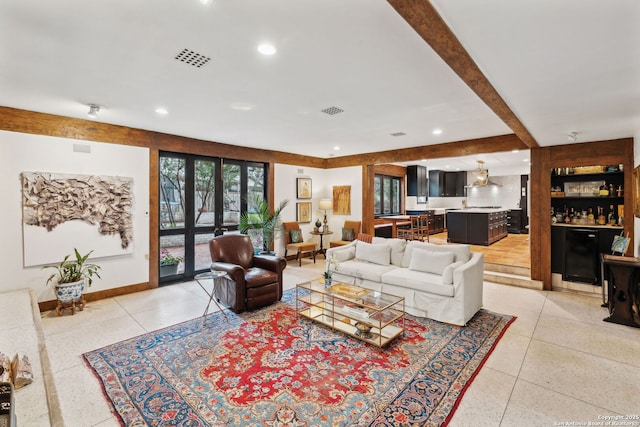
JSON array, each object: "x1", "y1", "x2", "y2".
[{"x1": 39, "y1": 260, "x2": 640, "y2": 427}]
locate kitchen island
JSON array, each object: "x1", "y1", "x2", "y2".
[{"x1": 446, "y1": 208, "x2": 508, "y2": 245}]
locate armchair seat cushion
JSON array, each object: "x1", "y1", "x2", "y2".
[{"x1": 245, "y1": 268, "x2": 279, "y2": 288}]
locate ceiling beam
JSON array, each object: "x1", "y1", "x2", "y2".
[
  {"x1": 387, "y1": 0, "x2": 539, "y2": 149},
  {"x1": 326, "y1": 133, "x2": 527, "y2": 168}
]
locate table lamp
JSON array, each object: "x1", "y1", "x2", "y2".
[{"x1": 319, "y1": 199, "x2": 333, "y2": 232}]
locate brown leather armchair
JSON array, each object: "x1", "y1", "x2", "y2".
[{"x1": 209, "y1": 234, "x2": 286, "y2": 313}]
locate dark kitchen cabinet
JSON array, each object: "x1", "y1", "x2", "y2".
[
  {"x1": 407, "y1": 165, "x2": 427, "y2": 199},
  {"x1": 433, "y1": 214, "x2": 444, "y2": 233},
  {"x1": 447, "y1": 210, "x2": 508, "y2": 246},
  {"x1": 429, "y1": 170, "x2": 466, "y2": 197},
  {"x1": 551, "y1": 225, "x2": 624, "y2": 285},
  {"x1": 507, "y1": 209, "x2": 526, "y2": 233}
]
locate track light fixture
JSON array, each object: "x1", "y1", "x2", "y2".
[{"x1": 88, "y1": 104, "x2": 100, "y2": 119}]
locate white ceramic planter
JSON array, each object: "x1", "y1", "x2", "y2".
[{"x1": 54, "y1": 279, "x2": 85, "y2": 304}]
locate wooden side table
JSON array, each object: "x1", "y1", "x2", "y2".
[
  {"x1": 602, "y1": 254, "x2": 640, "y2": 328},
  {"x1": 310, "y1": 230, "x2": 333, "y2": 258}
]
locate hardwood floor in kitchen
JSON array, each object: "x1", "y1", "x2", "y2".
[{"x1": 429, "y1": 232, "x2": 531, "y2": 269}]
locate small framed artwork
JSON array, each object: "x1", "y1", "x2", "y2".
[
  {"x1": 297, "y1": 202, "x2": 312, "y2": 223},
  {"x1": 297, "y1": 177, "x2": 312, "y2": 199}
]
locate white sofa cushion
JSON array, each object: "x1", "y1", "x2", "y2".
[
  {"x1": 338, "y1": 259, "x2": 398, "y2": 283},
  {"x1": 442, "y1": 261, "x2": 465, "y2": 285},
  {"x1": 402, "y1": 241, "x2": 471, "y2": 267},
  {"x1": 409, "y1": 250, "x2": 454, "y2": 275},
  {"x1": 355, "y1": 241, "x2": 391, "y2": 265},
  {"x1": 372, "y1": 237, "x2": 406, "y2": 266},
  {"x1": 382, "y1": 268, "x2": 455, "y2": 297}
]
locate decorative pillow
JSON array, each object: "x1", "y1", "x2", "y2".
[
  {"x1": 372, "y1": 237, "x2": 407, "y2": 266},
  {"x1": 341, "y1": 227, "x2": 355, "y2": 241},
  {"x1": 333, "y1": 246, "x2": 356, "y2": 262},
  {"x1": 402, "y1": 241, "x2": 470, "y2": 267},
  {"x1": 442, "y1": 261, "x2": 465, "y2": 285},
  {"x1": 355, "y1": 241, "x2": 391, "y2": 265},
  {"x1": 289, "y1": 229, "x2": 302, "y2": 243},
  {"x1": 409, "y1": 250, "x2": 455, "y2": 275},
  {"x1": 357, "y1": 233, "x2": 373, "y2": 243}
]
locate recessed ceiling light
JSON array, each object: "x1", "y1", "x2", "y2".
[
  {"x1": 432, "y1": 128, "x2": 443, "y2": 135},
  {"x1": 511, "y1": 149, "x2": 520, "y2": 153},
  {"x1": 200, "y1": 0, "x2": 211, "y2": 4},
  {"x1": 230, "y1": 102, "x2": 254, "y2": 111},
  {"x1": 257, "y1": 43, "x2": 276, "y2": 55},
  {"x1": 445, "y1": 165, "x2": 450, "y2": 169},
  {"x1": 333, "y1": 146, "x2": 340, "y2": 151},
  {"x1": 523, "y1": 158, "x2": 529, "y2": 162},
  {"x1": 155, "y1": 107, "x2": 168, "y2": 115}
]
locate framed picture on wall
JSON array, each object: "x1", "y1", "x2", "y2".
[
  {"x1": 297, "y1": 202, "x2": 312, "y2": 223},
  {"x1": 297, "y1": 178, "x2": 312, "y2": 199}
]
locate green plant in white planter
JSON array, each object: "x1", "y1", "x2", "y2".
[{"x1": 43, "y1": 248, "x2": 101, "y2": 316}]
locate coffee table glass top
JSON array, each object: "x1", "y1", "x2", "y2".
[{"x1": 297, "y1": 280, "x2": 403, "y2": 311}]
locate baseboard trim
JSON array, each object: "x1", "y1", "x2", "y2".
[{"x1": 37, "y1": 281, "x2": 154, "y2": 312}]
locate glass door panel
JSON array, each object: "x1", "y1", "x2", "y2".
[
  {"x1": 160, "y1": 157, "x2": 186, "y2": 230},
  {"x1": 194, "y1": 160, "x2": 216, "y2": 228},
  {"x1": 223, "y1": 163, "x2": 241, "y2": 230}
]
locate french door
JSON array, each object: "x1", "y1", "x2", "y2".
[{"x1": 159, "y1": 152, "x2": 266, "y2": 283}]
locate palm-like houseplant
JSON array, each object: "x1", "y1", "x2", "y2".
[
  {"x1": 239, "y1": 195, "x2": 289, "y2": 254},
  {"x1": 43, "y1": 248, "x2": 101, "y2": 315}
]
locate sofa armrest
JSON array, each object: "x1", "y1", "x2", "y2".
[
  {"x1": 325, "y1": 240, "x2": 357, "y2": 261},
  {"x1": 452, "y1": 252, "x2": 484, "y2": 302}
]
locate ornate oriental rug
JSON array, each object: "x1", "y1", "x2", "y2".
[{"x1": 84, "y1": 290, "x2": 514, "y2": 426}]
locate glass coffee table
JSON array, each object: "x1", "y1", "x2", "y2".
[{"x1": 295, "y1": 279, "x2": 405, "y2": 347}]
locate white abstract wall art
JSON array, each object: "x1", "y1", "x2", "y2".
[{"x1": 22, "y1": 172, "x2": 134, "y2": 266}]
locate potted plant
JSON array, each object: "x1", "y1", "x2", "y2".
[
  {"x1": 323, "y1": 256, "x2": 339, "y2": 287},
  {"x1": 160, "y1": 248, "x2": 183, "y2": 277},
  {"x1": 239, "y1": 195, "x2": 289, "y2": 254},
  {"x1": 43, "y1": 248, "x2": 101, "y2": 315}
]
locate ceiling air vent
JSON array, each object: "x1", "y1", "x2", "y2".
[
  {"x1": 390, "y1": 132, "x2": 406, "y2": 137},
  {"x1": 321, "y1": 106, "x2": 344, "y2": 115},
  {"x1": 174, "y1": 49, "x2": 211, "y2": 68}
]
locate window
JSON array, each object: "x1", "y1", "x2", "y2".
[{"x1": 374, "y1": 174, "x2": 402, "y2": 216}]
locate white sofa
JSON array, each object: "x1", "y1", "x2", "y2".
[{"x1": 325, "y1": 237, "x2": 484, "y2": 326}]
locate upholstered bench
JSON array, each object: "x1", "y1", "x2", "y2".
[{"x1": 286, "y1": 241, "x2": 316, "y2": 266}]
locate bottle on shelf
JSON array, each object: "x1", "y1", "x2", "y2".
[
  {"x1": 609, "y1": 204, "x2": 617, "y2": 225},
  {"x1": 597, "y1": 206, "x2": 606, "y2": 225},
  {"x1": 609, "y1": 183, "x2": 615, "y2": 195},
  {"x1": 587, "y1": 208, "x2": 594, "y2": 222},
  {"x1": 617, "y1": 185, "x2": 623, "y2": 197},
  {"x1": 599, "y1": 182, "x2": 609, "y2": 196}
]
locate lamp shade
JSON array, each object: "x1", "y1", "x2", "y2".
[{"x1": 319, "y1": 199, "x2": 333, "y2": 210}]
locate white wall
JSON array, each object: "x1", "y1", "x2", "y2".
[
  {"x1": 0, "y1": 130, "x2": 150, "y2": 302},
  {"x1": 467, "y1": 175, "x2": 523, "y2": 209},
  {"x1": 274, "y1": 164, "x2": 362, "y2": 255}
]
